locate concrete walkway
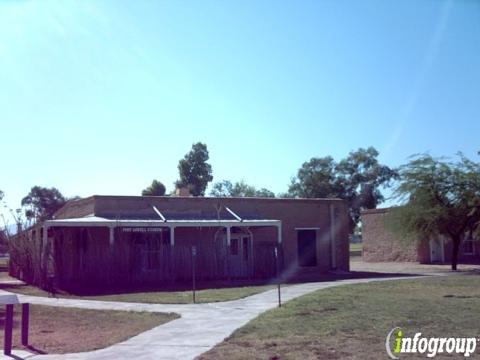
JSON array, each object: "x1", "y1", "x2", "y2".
[{"x1": 1, "y1": 275, "x2": 426, "y2": 360}]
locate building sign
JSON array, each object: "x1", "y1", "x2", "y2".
[{"x1": 122, "y1": 227, "x2": 166, "y2": 233}]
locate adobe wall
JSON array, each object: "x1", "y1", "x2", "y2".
[
  {"x1": 361, "y1": 209, "x2": 418, "y2": 262},
  {"x1": 57, "y1": 196, "x2": 350, "y2": 278}
]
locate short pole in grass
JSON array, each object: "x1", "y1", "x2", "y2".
[
  {"x1": 4, "y1": 304, "x2": 13, "y2": 355},
  {"x1": 192, "y1": 245, "x2": 197, "y2": 304},
  {"x1": 22, "y1": 303, "x2": 30, "y2": 346},
  {"x1": 275, "y1": 246, "x2": 281, "y2": 308}
]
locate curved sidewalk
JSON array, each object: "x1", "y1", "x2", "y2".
[{"x1": 1, "y1": 276, "x2": 424, "y2": 360}]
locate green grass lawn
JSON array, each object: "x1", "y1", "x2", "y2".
[
  {"x1": 2, "y1": 283, "x2": 275, "y2": 304},
  {"x1": 200, "y1": 274, "x2": 480, "y2": 359},
  {"x1": 349, "y1": 242, "x2": 363, "y2": 256}
]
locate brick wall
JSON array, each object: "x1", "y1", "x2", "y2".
[
  {"x1": 361, "y1": 208, "x2": 418, "y2": 262},
  {"x1": 55, "y1": 196, "x2": 351, "y2": 279}
]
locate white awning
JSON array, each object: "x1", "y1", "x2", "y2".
[{"x1": 44, "y1": 216, "x2": 281, "y2": 228}]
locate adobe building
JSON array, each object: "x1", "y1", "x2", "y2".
[
  {"x1": 10, "y1": 195, "x2": 350, "y2": 292},
  {"x1": 361, "y1": 208, "x2": 480, "y2": 264}
]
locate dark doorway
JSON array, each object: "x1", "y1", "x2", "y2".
[{"x1": 297, "y1": 230, "x2": 317, "y2": 267}]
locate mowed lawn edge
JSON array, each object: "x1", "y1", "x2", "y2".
[{"x1": 199, "y1": 274, "x2": 480, "y2": 360}]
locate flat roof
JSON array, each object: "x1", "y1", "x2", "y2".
[{"x1": 91, "y1": 195, "x2": 344, "y2": 202}]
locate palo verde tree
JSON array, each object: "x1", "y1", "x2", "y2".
[
  {"x1": 21, "y1": 186, "x2": 67, "y2": 222},
  {"x1": 387, "y1": 153, "x2": 480, "y2": 270},
  {"x1": 288, "y1": 147, "x2": 398, "y2": 233},
  {"x1": 175, "y1": 142, "x2": 213, "y2": 196},
  {"x1": 142, "y1": 180, "x2": 166, "y2": 196},
  {"x1": 210, "y1": 180, "x2": 275, "y2": 197}
]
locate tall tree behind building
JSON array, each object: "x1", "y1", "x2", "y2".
[
  {"x1": 210, "y1": 180, "x2": 275, "y2": 197},
  {"x1": 288, "y1": 147, "x2": 398, "y2": 233},
  {"x1": 176, "y1": 142, "x2": 213, "y2": 196},
  {"x1": 21, "y1": 186, "x2": 67, "y2": 222},
  {"x1": 142, "y1": 180, "x2": 166, "y2": 196}
]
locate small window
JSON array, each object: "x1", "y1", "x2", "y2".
[
  {"x1": 230, "y1": 238, "x2": 239, "y2": 255},
  {"x1": 297, "y1": 230, "x2": 317, "y2": 267},
  {"x1": 463, "y1": 240, "x2": 475, "y2": 255}
]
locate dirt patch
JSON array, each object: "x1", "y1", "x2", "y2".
[{"x1": 0, "y1": 305, "x2": 177, "y2": 354}]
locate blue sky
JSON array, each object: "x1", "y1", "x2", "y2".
[{"x1": 1, "y1": 0, "x2": 479, "y2": 217}]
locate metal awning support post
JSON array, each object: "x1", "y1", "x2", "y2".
[
  {"x1": 109, "y1": 226, "x2": 115, "y2": 247},
  {"x1": 226, "y1": 226, "x2": 231, "y2": 281},
  {"x1": 191, "y1": 245, "x2": 197, "y2": 303},
  {"x1": 226, "y1": 226, "x2": 231, "y2": 246},
  {"x1": 170, "y1": 226, "x2": 175, "y2": 246},
  {"x1": 170, "y1": 226, "x2": 175, "y2": 282}
]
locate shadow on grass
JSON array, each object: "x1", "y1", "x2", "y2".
[
  {"x1": 25, "y1": 345, "x2": 47, "y2": 355},
  {"x1": 284, "y1": 270, "x2": 420, "y2": 287},
  {"x1": 0, "y1": 270, "x2": 423, "y2": 298}
]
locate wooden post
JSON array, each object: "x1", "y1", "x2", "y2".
[
  {"x1": 4, "y1": 304, "x2": 13, "y2": 355},
  {"x1": 22, "y1": 303, "x2": 30, "y2": 346},
  {"x1": 226, "y1": 227, "x2": 231, "y2": 281},
  {"x1": 192, "y1": 245, "x2": 196, "y2": 303},
  {"x1": 21, "y1": 303, "x2": 29, "y2": 346}
]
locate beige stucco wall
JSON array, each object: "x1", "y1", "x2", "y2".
[{"x1": 361, "y1": 209, "x2": 419, "y2": 262}]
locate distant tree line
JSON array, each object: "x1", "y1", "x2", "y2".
[{"x1": 146, "y1": 144, "x2": 400, "y2": 236}]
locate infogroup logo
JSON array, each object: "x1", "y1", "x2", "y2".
[{"x1": 385, "y1": 327, "x2": 479, "y2": 359}]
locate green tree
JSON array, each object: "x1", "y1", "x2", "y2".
[
  {"x1": 255, "y1": 187, "x2": 276, "y2": 198},
  {"x1": 387, "y1": 153, "x2": 480, "y2": 270},
  {"x1": 142, "y1": 180, "x2": 166, "y2": 196},
  {"x1": 210, "y1": 180, "x2": 234, "y2": 197},
  {"x1": 336, "y1": 147, "x2": 399, "y2": 230},
  {"x1": 288, "y1": 147, "x2": 397, "y2": 232},
  {"x1": 21, "y1": 186, "x2": 66, "y2": 222},
  {"x1": 176, "y1": 142, "x2": 213, "y2": 196},
  {"x1": 210, "y1": 180, "x2": 275, "y2": 197},
  {"x1": 287, "y1": 156, "x2": 339, "y2": 198}
]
